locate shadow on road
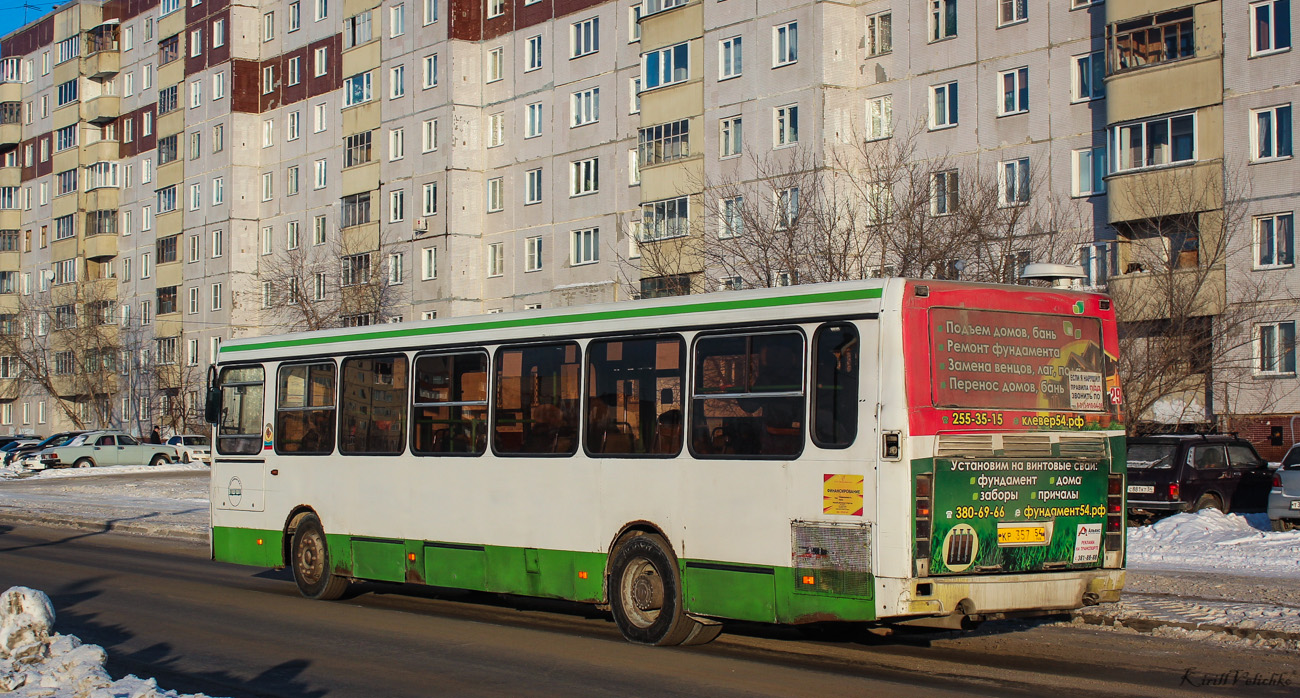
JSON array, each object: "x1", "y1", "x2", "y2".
[{"x1": 0, "y1": 511, "x2": 189, "y2": 550}]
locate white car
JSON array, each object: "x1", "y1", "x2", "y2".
[{"x1": 166, "y1": 435, "x2": 212, "y2": 464}]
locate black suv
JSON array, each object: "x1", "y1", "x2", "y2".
[{"x1": 1126, "y1": 434, "x2": 1273, "y2": 518}]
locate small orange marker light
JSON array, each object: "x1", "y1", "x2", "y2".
[
  {"x1": 802, "y1": 575, "x2": 815, "y2": 585},
  {"x1": 256, "y1": 539, "x2": 263, "y2": 546},
  {"x1": 408, "y1": 553, "x2": 417, "y2": 561},
  {"x1": 578, "y1": 571, "x2": 588, "y2": 579}
]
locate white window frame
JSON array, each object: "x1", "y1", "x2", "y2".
[
  {"x1": 998, "y1": 67, "x2": 1028, "y2": 116},
  {"x1": 1257, "y1": 321, "x2": 1297, "y2": 375},
  {"x1": 998, "y1": 0, "x2": 1026, "y2": 27},
  {"x1": 720, "y1": 116, "x2": 742, "y2": 158},
  {"x1": 525, "y1": 168, "x2": 542, "y2": 205},
  {"x1": 487, "y1": 242, "x2": 504, "y2": 277},
  {"x1": 867, "y1": 95, "x2": 892, "y2": 140},
  {"x1": 571, "y1": 17, "x2": 599, "y2": 58},
  {"x1": 1251, "y1": 104, "x2": 1293, "y2": 162},
  {"x1": 774, "y1": 104, "x2": 798, "y2": 147},
  {"x1": 1072, "y1": 51, "x2": 1105, "y2": 102},
  {"x1": 1071, "y1": 146, "x2": 1107, "y2": 198},
  {"x1": 570, "y1": 158, "x2": 598, "y2": 196},
  {"x1": 1254, "y1": 212, "x2": 1295, "y2": 269},
  {"x1": 486, "y1": 177, "x2": 503, "y2": 212},
  {"x1": 486, "y1": 47, "x2": 503, "y2": 83},
  {"x1": 525, "y1": 102, "x2": 543, "y2": 138},
  {"x1": 526, "y1": 35, "x2": 543, "y2": 72},
  {"x1": 525, "y1": 235, "x2": 543, "y2": 271},
  {"x1": 571, "y1": 227, "x2": 599, "y2": 265},
  {"x1": 719, "y1": 36, "x2": 742, "y2": 80},
  {"x1": 930, "y1": 81, "x2": 958, "y2": 129},
  {"x1": 773, "y1": 22, "x2": 798, "y2": 67},
  {"x1": 571, "y1": 87, "x2": 600, "y2": 127},
  {"x1": 421, "y1": 247, "x2": 437, "y2": 280},
  {"x1": 1250, "y1": 0, "x2": 1292, "y2": 57},
  {"x1": 998, "y1": 157, "x2": 1030, "y2": 206}
]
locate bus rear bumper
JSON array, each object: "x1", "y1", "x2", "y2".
[{"x1": 887, "y1": 568, "x2": 1125, "y2": 623}]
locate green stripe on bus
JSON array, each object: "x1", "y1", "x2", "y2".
[
  {"x1": 212, "y1": 526, "x2": 876, "y2": 623},
  {"x1": 220, "y1": 287, "x2": 884, "y2": 355}
]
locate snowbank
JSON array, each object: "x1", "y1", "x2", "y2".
[
  {"x1": 1128, "y1": 509, "x2": 1300, "y2": 578},
  {"x1": 0, "y1": 586, "x2": 217, "y2": 698},
  {"x1": 0, "y1": 462, "x2": 209, "y2": 482}
]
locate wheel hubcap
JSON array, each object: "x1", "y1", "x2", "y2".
[
  {"x1": 620, "y1": 556, "x2": 664, "y2": 627},
  {"x1": 298, "y1": 532, "x2": 325, "y2": 585}
]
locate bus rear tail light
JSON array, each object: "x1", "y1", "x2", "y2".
[
  {"x1": 915, "y1": 474, "x2": 933, "y2": 563},
  {"x1": 1105, "y1": 474, "x2": 1124, "y2": 551}
]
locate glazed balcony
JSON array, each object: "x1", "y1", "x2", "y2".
[
  {"x1": 0, "y1": 102, "x2": 21, "y2": 147},
  {"x1": 84, "y1": 24, "x2": 121, "y2": 79}
]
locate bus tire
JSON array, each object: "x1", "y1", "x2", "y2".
[
  {"x1": 291, "y1": 514, "x2": 349, "y2": 601},
  {"x1": 608, "y1": 533, "x2": 695, "y2": 646}
]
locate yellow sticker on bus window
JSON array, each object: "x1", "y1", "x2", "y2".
[{"x1": 823, "y1": 474, "x2": 864, "y2": 516}]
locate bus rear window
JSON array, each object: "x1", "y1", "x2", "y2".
[
  {"x1": 930, "y1": 307, "x2": 1106, "y2": 411},
  {"x1": 217, "y1": 366, "x2": 264, "y2": 455}
]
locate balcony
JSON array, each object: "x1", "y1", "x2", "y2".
[
  {"x1": 82, "y1": 93, "x2": 120, "y2": 124},
  {"x1": 1107, "y1": 264, "x2": 1226, "y2": 323},
  {"x1": 0, "y1": 102, "x2": 20, "y2": 147},
  {"x1": 0, "y1": 83, "x2": 19, "y2": 104},
  {"x1": 84, "y1": 24, "x2": 121, "y2": 79},
  {"x1": 84, "y1": 231, "x2": 118, "y2": 261},
  {"x1": 0, "y1": 166, "x2": 19, "y2": 188},
  {"x1": 80, "y1": 139, "x2": 119, "y2": 165}
]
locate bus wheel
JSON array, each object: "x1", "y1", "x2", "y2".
[
  {"x1": 291, "y1": 514, "x2": 349, "y2": 600},
  {"x1": 609, "y1": 533, "x2": 698, "y2": 646}
]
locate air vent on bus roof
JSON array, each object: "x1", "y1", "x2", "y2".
[
  {"x1": 1058, "y1": 434, "x2": 1107, "y2": 458},
  {"x1": 936, "y1": 433, "x2": 995, "y2": 458},
  {"x1": 1002, "y1": 434, "x2": 1053, "y2": 458}
]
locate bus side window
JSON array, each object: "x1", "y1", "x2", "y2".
[
  {"x1": 691, "y1": 331, "x2": 805, "y2": 458},
  {"x1": 276, "y1": 362, "x2": 337, "y2": 455},
  {"x1": 411, "y1": 352, "x2": 489, "y2": 456},
  {"x1": 812, "y1": 323, "x2": 859, "y2": 448},
  {"x1": 494, "y1": 343, "x2": 581, "y2": 456},
  {"x1": 340, "y1": 355, "x2": 409, "y2": 455},
  {"x1": 217, "y1": 366, "x2": 265, "y2": 455},
  {"x1": 585, "y1": 336, "x2": 685, "y2": 457}
]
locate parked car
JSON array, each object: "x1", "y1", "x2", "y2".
[
  {"x1": 0, "y1": 434, "x2": 41, "y2": 449},
  {"x1": 0, "y1": 439, "x2": 40, "y2": 462},
  {"x1": 33, "y1": 430, "x2": 176, "y2": 470},
  {"x1": 12, "y1": 432, "x2": 86, "y2": 469},
  {"x1": 1268, "y1": 444, "x2": 1300, "y2": 532},
  {"x1": 1126, "y1": 434, "x2": 1273, "y2": 519},
  {"x1": 166, "y1": 435, "x2": 211, "y2": 464}
]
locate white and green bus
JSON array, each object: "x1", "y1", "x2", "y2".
[{"x1": 207, "y1": 279, "x2": 1126, "y2": 645}]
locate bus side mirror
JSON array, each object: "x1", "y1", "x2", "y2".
[{"x1": 205, "y1": 387, "x2": 222, "y2": 425}]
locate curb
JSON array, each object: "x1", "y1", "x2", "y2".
[
  {"x1": 0, "y1": 511, "x2": 208, "y2": 544},
  {"x1": 1072, "y1": 606, "x2": 1300, "y2": 643}
]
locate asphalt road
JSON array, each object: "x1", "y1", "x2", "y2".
[{"x1": 1, "y1": 525, "x2": 1297, "y2": 698}]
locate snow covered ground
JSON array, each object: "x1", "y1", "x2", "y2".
[
  {"x1": 0, "y1": 586, "x2": 214, "y2": 698},
  {"x1": 1128, "y1": 509, "x2": 1300, "y2": 578}
]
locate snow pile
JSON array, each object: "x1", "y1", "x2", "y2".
[
  {"x1": 0, "y1": 462, "x2": 209, "y2": 481},
  {"x1": 0, "y1": 587, "x2": 216, "y2": 698},
  {"x1": 1128, "y1": 509, "x2": 1300, "y2": 577}
]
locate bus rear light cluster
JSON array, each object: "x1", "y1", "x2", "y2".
[
  {"x1": 915, "y1": 474, "x2": 933, "y2": 563},
  {"x1": 1106, "y1": 474, "x2": 1124, "y2": 551}
]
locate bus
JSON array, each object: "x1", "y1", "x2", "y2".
[{"x1": 206, "y1": 278, "x2": 1126, "y2": 645}]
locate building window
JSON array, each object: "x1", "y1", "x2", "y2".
[
  {"x1": 1251, "y1": 0, "x2": 1292, "y2": 56},
  {"x1": 314, "y1": 216, "x2": 327, "y2": 245},
  {"x1": 931, "y1": 0, "x2": 957, "y2": 41},
  {"x1": 1078, "y1": 243, "x2": 1113, "y2": 288},
  {"x1": 159, "y1": 185, "x2": 179, "y2": 212},
  {"x1": 570, "y1": 158, "x2": 598, "y2": 196},
  {"x1": 1258, "y1": 321, "x2": 1297, "y2": 374},
  {"x1": 1073, "y1": 51, "x2": 1105, "y2": 102},
  {"x1": 313, "y1": 273, "x2": 327, "y2": 301},
  {"x1": 525, "y1": 102, "x2": 543, "y2": 138},
  {"x1": 1252, "y1": 104, "x2": 1293, "y2": 161},
  {"x1": 1256, "y1": 213, "x2": 1295, "y2": 268},
  {"x1": 867, "y1": 12, "x2": 892, "y2": 55},
  {"x1": 421, "y1": 247, "x2": 437, "y2": 279},
  {"x1": 213, "y1": 123, "x2": 225, "y2": 151},
  {"x1": 572, "y1": 87, "x2": 600, "y2": 126},
  {"x1": 572, "y1": 17, "x2": 599, "y2": 58},
  {"x1": 423, "y1": 118, "x2": 439, "y2": 151},
  {"x1": 719, "y1": 196, "x2": 744, "y2": 239},
  {"x1": 930, "y1": 81, "x2": 958, "y2": 128},
  {"x1": 423, "y1": 54, "x2": 438, "y2": 87},
  {"x1": 998, "y1": 67, "x2": 1029, "y2": 115},
  {"x1": 341, "y1": 253, "x2": 372, "y2": 286},
  {"x1": 999, "y1": 0, "x2": 1026, "y2": 26},
  {"x1": 488, "y1": 113, "x2": 504, "y2": 147},
  {"x1": 422, "y1": 182, "x2": 438, "y2": 215},
  {"x1": 644, "y1": 42, "x2": 688, "y2": 90},
  {"x1": 261, "y1": 172, "x2": 273, "y2": 201},
  {"x1": 341, "y1": 192, "x2": 372, "y2": 228},
  {"x1": 773, "y1": 22, "x2": 798, "y2": 66},
  {"x1": 932, "y1": 170, "x2": 959, "y2": 216},
  {"x1": 486, "y1": 177, "x2": 503, "y2": 212},
  {"x1": 314, "y1": 159, "x2": 328, "y2": 188},
  {"x1": 423, "y1": 0, "x2": 438, "y2": 24},
  {"x1": 487, "y1": 0, "x2": 504, "y2": 18},
  {"x1": 525, "y1": 236, "x2": 543, "y2": 271},
  {"x1": 638, "y1": 119, "x2": 689, "y2": 166},
  {"x1": 391, "y1": 4, "x2": 405, "y2": 36},
  {"x1": 388, "y1": 252, "x2": 404, "y2": 284},
  {"x1": 709, "y1": 118, "x2": 742, "y2": 162},
  {"x1": 867, "y1": 96, "x2": 892, "y2": 140},
  {"x1": 390, "y1": 189, "x2": 405, "y2": 222},
  {"x1": 571, "y1": 228, "x2": 599, "y2": 265},
  {"x1": 344, "y1": 72, "x2": 373, "y2": 106},
  {"x1": 314, "y1": 47, "x2": 329, "y2": 77},
  {"x1": 526, "y1": 35, "x2": 543, "y2": 71},
  {"x1": 774, "y1": 104, "x2": 799, "y2": 146},
  {"x1": 1072, "y1": 146, "x2": 1107, "y2": 197},
  {"x1": 486, "y1": 47, "x2": 503, "y2": 82},
  {"x1": 344, "y1": 131, "x2": 373, "y2": 167},
  {"x1": 525, "y1": 168, "x2": 543, "y2": 205},
  {"x1": 641, "y1": 196, "x2": 689, "y2": 240},
  {"x1": 287, "y1": 221, "x2": 300, "y2": 249},
  {"x1": 999, "y1": 158, "x2": 1030, "y2": 206},
  {"x1": 631, "y1": 77, "x2": 641, "y2": 113},
  {"x1": 1110, "y1": 112, "x2": 1196, "y2": 172},
  {"x1": 487, "y1": 242, "x2": 504, "y2": 276},
  {"x1": 719, "y1": 36, "x2": 742, "y2": 80},
  {"x1": 776, "y1": 187, "x2": 799, "y2": 229},
  {"x1": 343, "y1": 10, "x2": 372, "y2": 48},
  {"x1": 1107, "y1": 8, "x2": 1194, "y2": 72},
  {"x1": 390, "y1": 128, "x2": 405, "y2": 160},
  {"x1": 56, "y1": 80, "x2": 78, "y2": 107}
]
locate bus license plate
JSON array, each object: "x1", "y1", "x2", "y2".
[
  {"x1": 1127, "y1": 485, "x2": 1154, "y2": 494},
  {"x1": 1290, "y1": 501, "x2": 1300, "y2": 511},
  {"x1": 997, "y1": 524, "x2": 1047, "y2": 546}
]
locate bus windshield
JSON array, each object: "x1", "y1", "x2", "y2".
[{"x1": 930, "y1": 307, "x2": 1106, "y2": 412}]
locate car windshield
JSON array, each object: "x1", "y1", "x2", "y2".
[
  {"x1": 42, "y1": 433, "x2": 79, "y2": 448},
  {"x1": 1128, "y1": 443, "x2": 1177, "y2": 469},
  {"x1": 184, "y1": 436, "x2": 210, "y2": 446},
  {"x1": 1283, "y1": 447, "x2": 1300, "y2": 468}
]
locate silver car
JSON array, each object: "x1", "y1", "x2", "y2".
[
  {"x1": 35, "y1": 430, "x2": 176, "y2": 469},
  {"x1": 1270, "y1": 445, "x2": 1300, "y2": 531}
]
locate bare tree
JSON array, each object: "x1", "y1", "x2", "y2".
[{"x1": 248, "y1": 223, "x2": 408, "y2": 331}]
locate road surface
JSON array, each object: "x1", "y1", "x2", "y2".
[{"x1": 0, "y1": 524, "x2": 1295, "y2": 697}]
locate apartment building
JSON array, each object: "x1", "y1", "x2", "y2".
[{"x1": 0, "y1": 0, "x2": 1292, "y2": 443}]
